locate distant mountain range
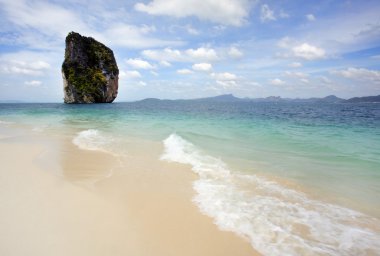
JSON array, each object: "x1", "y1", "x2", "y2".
[
  {"x1": 1, "y1": 95, "x2": 379, "y2": 104},
  {"x1": 344, "y1": 95, "x2": 380, "y2": 103},
  {"x1": 140, "y1": 94, "x2": 380, "y2": 103}
]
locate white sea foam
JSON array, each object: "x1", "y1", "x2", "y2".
[
  {"x1": 161, "y1": 133, "x2": 380, "y2": 255},
  {"x1": 72, "y1": 129, "x2": 112, "y2": 152}
]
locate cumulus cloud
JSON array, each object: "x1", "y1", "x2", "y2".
[
  {"x1": 143, "y1": 48, "x2": 183, "y2": 62},
  {"x1": 306, "y1": 14, "x2": 316, "y2": 21},
  {"x1": 285, "y1": 71, "x2": 308, "y2": 78},
  {"x1": 119, "y1": 70, "x2": 142, "y2": 79},
  {"x1": 142, "y1": 47, "x2": 219, "y2": 62},
  {"x1": 210, "y1": 72, "x2": 238, "y2": 88},
  {"x1": 177, "y1": 69, "x2": 193, "y2": 74},
  {"x1": 331, "y1": 67, "x2": 380, "y2": 83},
  {"x1": 228, "y1": 47, "x2": 244, "y2": 58},
  {"x1": 126, "y1": 58, "x2": 155, "y2": 69},
  {"x1": 292, "y1": 43, "x2": 326, "y2": 60},
  {"x1": 159, "y1": 60, "x2": 172, "y2": 67},
  {"x1": 0, "y1": 60, "x2": 50, "y2": 76},
  {"x1": 192, "y1": 63, "x2": 212, "y2": 72},
  {"x1": 277, "y1": 37, "x2": 327, "y2": 61},
  {"x1": 270, "y1": 78, "x2": 286, "y2": 86},
  {"x1": 185, "y1": 47, "x2": 219, "y2": 61},
  {"x1": 260, "y1": 4, "x2": 276, "y2": 22},
  {"x1": 135, "y1": 0, "x2": 253, "y2": 26},
  {"x1": 216, "y1": 80, "x2": 237, "y2": 88},
  {"x1": 211, "y1": 72, "x2": 237, "y2": 81}
]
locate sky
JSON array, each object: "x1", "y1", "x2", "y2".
[{"x1": 0, "y1": 0, "x2": 379, "y2": 102}]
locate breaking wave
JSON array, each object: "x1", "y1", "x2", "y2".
[{"x1": 160, "y1": 133, "x2": 380, "y2": 255}]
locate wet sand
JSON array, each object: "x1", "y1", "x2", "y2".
[{"x1": 0, "y1": 126, "x2": 259, "y2": 256}]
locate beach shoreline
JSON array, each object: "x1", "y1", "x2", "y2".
[{"x1": 0, "y1": 124, "x2": 259, "y2": 256}]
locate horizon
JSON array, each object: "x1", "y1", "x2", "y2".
[
  {"x1": 2, "y1": 93, "x2": 379, "y2": 104},
  {"x1": 0, "y1": 0, "x2": 380, "y2": 102}
]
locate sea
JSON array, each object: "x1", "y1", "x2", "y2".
[{"x1": 1, "y1": 100, "x2": 379, "y2": 255}]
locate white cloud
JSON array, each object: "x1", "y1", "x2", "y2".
[
  {"x1": 0, "y1": 0, "x2": 182, "y2": 50},
  {"x1": 150, "y1": 71, "x2": 159, "y2": 76},
  {"x1": 159, "y1": 60, "x2": 172, "y2": 67},
  {"x1": 331, "y1": 68, "x2": 380, "y2": 83},
  {"x1": 126, "y1": 58, "x2": 155, "y2": 69},
  {"x1": 142, "y1": 47, "x2": 219, "y2": 62},
  {"x1": 177, "y1": 69, "x2": 193, "y2": 74},
  {"x1": 211, "y1": 72, "x2": 237, "y2": 81},
  {"x1": 185, "y1": 47, "x2": 219, "y2": 61},
  {"x1": 277, "y1": 38, "x2": 327, "y2": 61},
  {"x1": 285, "y1": 71, "x2": 308, "y2": 78},
  {"x1": 119, "y1": 70, "x2": 142, "y2": 79},
  {"x1": 270, "y1": 78, "x2": 286, "y2": 86},
  {"x1": 24, "y1": 80, "x2": 42, "y2": 87},
  {"x1": 306, "y1": 14, "x2": 316, "y2": 21},
  {"x1": 186, "y1": 25, "x2": 200, "y2": 35},
  {"x1": 216, "y1": 80, "x2": 237, "y2": 88},
  {"x1": 0, "y1": 0, "x2": 89, "y2": 40},
  {"x1": 142, "y1": 48, "x2": 183, "y2": 62},
  {"x1": 299, "y1": 8, "x2": 380, "y2": 54},
  {"x1": 0, "y1": 60, "x2": 50, "y2": 76},
  {"x1": 210, "y1": 72, "x2": 238, "y2": 88},
  {"x1": 228, "y1": 47, "x2": 244, "y2": 58},
  {"x1": 135, "y1": 0, "x2": 253, "y2": 26},
  {"x1": 102, "y1": 23, "x2": 182, "y2": 48},
  {"x1": 192, "y1": 63, "x2": 212, "y2": 72},
  {"x1": 138, "y1": 81, "x2": 147, "y2": 87},
  {"x1": 260, "y1": 4, "x2": 276, "y2": 22},
  {"x1": 370, "y1": 55, "x2": 380, "y2": 59},
  {"x1": 289, "y1": 62, "x2": 302, "y2": 68},
  {"x1": 292, "y1": 43, "x2": 326, "y2": 60}
]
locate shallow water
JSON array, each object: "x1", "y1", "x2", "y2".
[{"x1": 1, "y1": 101, "x2": 379, "y2": 255}]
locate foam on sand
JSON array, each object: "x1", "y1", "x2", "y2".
[
  {"x1": 161, "y1": 133, "x2": 380, "y2": 256},
  {"x1": 72, "y1": 129, "x2": 113, "y2": 152}
]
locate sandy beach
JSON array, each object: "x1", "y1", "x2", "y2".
[{"x1": 0, "y1": 125, "x2": 259, "y2": 256}]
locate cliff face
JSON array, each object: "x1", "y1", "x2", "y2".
[{"x1": 62, "y1": 32, "x2": 119, "y2": 103}]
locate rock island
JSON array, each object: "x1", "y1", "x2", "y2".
[{"x1": 62, "y1": 32, "x2": 119, "y2": 103}]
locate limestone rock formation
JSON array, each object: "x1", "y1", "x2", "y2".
[{"x1": 62, "y1": 32, "x2": 119, "y2": 103}]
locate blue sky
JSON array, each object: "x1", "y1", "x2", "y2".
[{"x1": 0, "y1": 0, "x2": 379, "y2": 102}]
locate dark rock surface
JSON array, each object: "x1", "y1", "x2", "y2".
[{"x1": 62, "y1": 32, "x2": 119, "y2": 103}]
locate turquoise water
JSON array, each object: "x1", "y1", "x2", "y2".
[{"x1": 1, "y1": 101, "x2": 380, "y2": 255}]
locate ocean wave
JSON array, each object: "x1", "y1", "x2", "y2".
[
  {"x1": 160, "y1": 133, "x2": 380, "y2": 255},
  {"x1": 72, "y1": 129, "x2": 113, "y2": 152}
]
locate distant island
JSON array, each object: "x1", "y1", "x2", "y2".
[{"x1": 138, "y1": 94, "x2": 380, "y2": 103}]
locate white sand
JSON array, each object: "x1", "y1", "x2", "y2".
[{"x1": 0, "y1": 127, "x2": 259, "y2": 256}]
